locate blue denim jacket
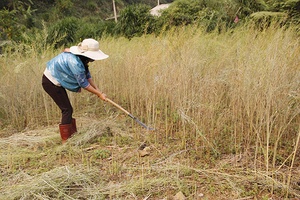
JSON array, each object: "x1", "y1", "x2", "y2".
[{"x1": 46, "y1": 52, "x2": 91, "y2": 92}]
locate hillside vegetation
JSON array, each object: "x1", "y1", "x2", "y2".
[
  {"x1": 0, "y1": 0, "x2": 299, "y2": 43},
  {"x1": 1, "y1": 24, "x2": 300, "y2": 199}
]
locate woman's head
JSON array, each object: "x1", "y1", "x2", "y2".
[
  {"x1": 78, "y1": 55, "x2": 94, "y2": 66},
  {"x1": 70, "y1": 39, "x2": 109, "y2": 61}
]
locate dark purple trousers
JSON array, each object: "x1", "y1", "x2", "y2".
[{"x1": 42, "y1": 74, "x2": 73, "y2": 124}]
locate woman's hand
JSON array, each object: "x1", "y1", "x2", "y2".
[
  {"x1": 84, "y1": 83, "x2": 107, "y2": 101},
  {"x1": 98, "y1": 92, "x2": 107, "y2": 101}
]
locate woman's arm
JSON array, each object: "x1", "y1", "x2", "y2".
[
  {"x1": 88, "y1": 78, "x2": 99, "y2": 90},
  {"x1": 84, "y1": 78, "x2": 107, "y2": 101}
]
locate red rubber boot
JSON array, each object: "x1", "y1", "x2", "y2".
[
  {"x1": 59, "y1": 123, "x2": 73, "y2": 144},
  {"x1": 71, "y1": 118, "x2": 77, "y2": 134}
]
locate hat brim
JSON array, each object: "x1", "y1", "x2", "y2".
[{"x1": 70, "y1": 46, "x2": 109, "y2": 60}]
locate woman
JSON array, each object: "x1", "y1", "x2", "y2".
[{"x1": 42, "y1": 38, "x2": 109, "y2": 143}]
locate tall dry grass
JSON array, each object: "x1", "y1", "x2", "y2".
[
  {"x1": 96, "y1": 25, "x2": 300, "y2": 169},
  {"x1": 0, "y1": 24, "x2": 300, "y2": 198}
]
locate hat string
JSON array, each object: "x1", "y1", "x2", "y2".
[{"x1": 78, "y1": 42, "x2": 99, "y2": 52}]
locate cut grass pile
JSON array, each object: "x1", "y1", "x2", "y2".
[{"x1": 1, "y1": 117, "x2": 300, "y2": 199}]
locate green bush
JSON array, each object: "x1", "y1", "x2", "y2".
[
  {"x1": 0, "y1": 1, "x2": 35, "y2": 41},
  {"x1": 116, "y1": 4, "x2": 155, "y2": 39},
  {"x1": 47, "y1": 17, "x2": 80, "y2": 48},
  {"x1": 75, "y1": 19, "x2": 116, "y2": 40},
  {"x1": 46, "y1": 17, "x2": 116, "y2": 48},
  {"x1": 156, "y1": 0, "x2": 238, "y2": 32},
  {"x1": 249, "y1": 11, "x2": 288, "y2": 29},
  {"x1": 283, "y1": 0, "x2": 300, "y2": 25},
  {"x1": 54, "y1": 0, "x2": 74, "y2": 15},
  {"x1": 237, "y1": 0, "x2": 269, "y2": 16},
  {"x1": 0, "y1": 9, "x2": 18, "y2": 40}
]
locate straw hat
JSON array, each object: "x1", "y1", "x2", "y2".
[{"x1": 70, "y1": 38, "x2": 109, "y2": 60}]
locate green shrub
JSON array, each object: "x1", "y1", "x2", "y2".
[
  {"x1": 47, "y1": 17, "x2": 80, "y2": 48},
  {"x1": 283, "y1": 0, "x2": 300, "y2": 25},
  {"x1": 156, "y1": 0, "x2": 239, "y2": 33},
  {"x1": 46, "y1": 17, "x2": 116, "y2": 48},
  {"x1": 75, "y1": 19, "x2": 116, "y2": 40},
  {"x1": 116, "y1": 4, "x2": 155, "y2": 39},
  {"x1": 249, "y1": 11, "x2": 288, "y2": 29},
  {"x1": 54, "y1": 0, "x2": 74, "y2": 15}
]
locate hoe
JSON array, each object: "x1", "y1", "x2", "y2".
[{"x1": 106, "y1": 98, "x2": 154, "y2": 131}]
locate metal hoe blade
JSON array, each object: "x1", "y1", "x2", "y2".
[
  {"x1": 106, "y1": 98, "x2": 154, "y2": 130},
  {"x1": 128, "y1": 113, "x2": 154, "y2": 130}
]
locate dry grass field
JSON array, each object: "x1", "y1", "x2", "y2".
[{"x1": 0, "y1": 24, "x2": 300, "y2": 199}]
